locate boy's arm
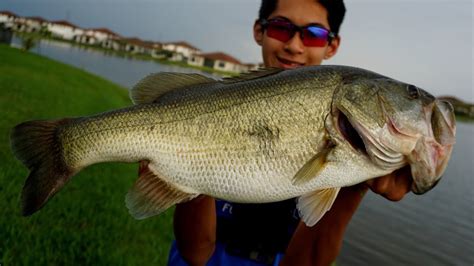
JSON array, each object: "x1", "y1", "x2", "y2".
[
  {"x1": 138, "y1": 161, "x2": 216, "y2": 266},
  {"x1": 280, "y1": 183, "x2": 368, "y2": 266},
  {"x1": 280, "y1": 166, "x2": 412, "y2": 266},
  {"x1": 173, "y1": 195, "x2": 217, "y2": 266}
]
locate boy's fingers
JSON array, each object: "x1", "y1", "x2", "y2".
[{"x1": 367, "y1": 166, "x2": 413, "y2": 201}]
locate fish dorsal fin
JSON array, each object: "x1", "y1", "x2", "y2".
[
  {"x1": 125, "y1": 162, "x2": 197, "y2": 219},
  {"x1": 130, "y1": 72, "x2": 216, "y2": 104},
  {"x1": 292, "y1": 139, "x2": 335, "y2": 185},
  {"x1": 222, "y1": 68, "x2": 283, "y2": 84},
  {"x1": 297, "y1": 187, "x2": 341, "y2": 226}
]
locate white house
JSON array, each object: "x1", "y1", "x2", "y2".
[
  {"x1": 16, "y1": 16, "x2": 48, "y2": 33},
  {"x1": 188, "y1": 54, "x2": 205, "y2": 67},
  {"x1": 75, "y1": 28, "x2": 120, "y2": 45},
  {"x1": 0, "y1": 11, "x2": 17, "y2": 25},
  {"x1": 102, "y1": 38, "x2": 123, "y2": 51},
  {"x1": 48, "y1": 20, "x2": 83, "y2": 40},
  {"x1": 191, "y1": 52, "x2": 245, "y2": 73},
  {"x1": 122, "y1": 37, "x2": 155, "y2": 54},
  {"x1": 162, "y1": 41, "x2": 200, "y2": 60}
]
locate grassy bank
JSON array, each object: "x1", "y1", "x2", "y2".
[{"x1": 0, "y1": 45, "x2": 174, "y2": 265}]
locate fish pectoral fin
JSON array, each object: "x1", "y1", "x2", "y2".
[
  {"x1": 130, "y1": 72, "x2": 216, "y2": 104},
  {"x1": 126, "y1": 162, "x2": 196, "y2": 219},
  {"x1": 297, "y1": 187, "x2": 341, "y2": 227},
  {"x1": 292, "y1": 140, "x2": 335, "y2": 185}
]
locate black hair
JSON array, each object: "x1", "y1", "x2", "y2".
[{"x1": 258, "y1": 0, "x2": 346, "y2": 35}]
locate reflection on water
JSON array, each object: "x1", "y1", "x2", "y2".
[{"x1": 10, "y1": 36, "x2": 474, "y2": 264}]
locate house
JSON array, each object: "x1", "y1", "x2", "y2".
[
  {"x1": 243, "y1": 62, "x2": 264, "y2": 71},
  {"x1": 149, "y1": 42, "x2": 164, "y2": 58},
  {"x1": 89, "y1": 28, "x2": 120, "y2": 43},
  {"x1": 102, "y1": 38, "x2": 123, "y2": 51},
  {"x1": 75, "y1": 27, "x2": 121, "y2": 45},
  {"x1": 73, "y1": 30, "x2": 97, "y2": 45},
  {"x1": 48, "y1": 20, "x2": 83, "y2": 40},
  {"x1": 191, "y1": 52, "x2": 245, "y2": 73},
  {"x1": 188, "y1": 53, "x2": 205, "y2": 67},
  {"x1": 18, "y1": 16, "x2": 48, "y2": 33},
  {"x1": 0, "y1": 10, "x2": 17, "y2": 26},
  {"x1": 121, "y1": 37, "x2": 155, "y2": 54},
  {"x1": 162, "y1": 41, "x2": 200, "y2": 60}
]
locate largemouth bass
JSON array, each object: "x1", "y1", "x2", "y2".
[{"x1": 10, "y1": 65, "x2": 456, "y2": 226}]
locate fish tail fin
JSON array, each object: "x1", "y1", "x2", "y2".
[{"x1": 10, "y1": 118, "x2": 75, "y2": 216}]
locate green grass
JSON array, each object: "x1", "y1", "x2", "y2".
[{"x1": 0, "y1": 45, "x2": 174, "y2": 265}]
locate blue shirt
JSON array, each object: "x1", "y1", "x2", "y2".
[{"x1": 168, "y1": 199, "x2": 300, "y2": 265}]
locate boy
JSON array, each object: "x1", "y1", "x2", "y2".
[{"x1": 160, "y1": 0, "x2": 413, "y2": 265}]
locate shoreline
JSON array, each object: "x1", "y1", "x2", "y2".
[{"x1": 12, "y1": 31, "x2": 239, "y2": 77}]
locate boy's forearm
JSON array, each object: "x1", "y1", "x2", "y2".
[
  {"x1": 173, "y1": 195, "x2": 217, "y2": 266},
  {"x1": 281, "y1": 184, "x2": 368, "y2": 266}
]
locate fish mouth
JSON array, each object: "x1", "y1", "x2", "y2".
[
  {"x1": 334, "y1": 108, "x2": 406, "y2": 170},
  {"x1": 409, "y1": 100, "x2": 456, "y2": 194},
  {"x1": 336, "y1": 109, "x2": 368, "y2": 156}
]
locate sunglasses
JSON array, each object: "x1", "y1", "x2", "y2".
[{"x1": 260, "y1": 18, "x2": 335, "y2": 47}]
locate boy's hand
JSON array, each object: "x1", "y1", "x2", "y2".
[
  {"x1": 281, "y1": 166, "x2": 413, "y2": 266},
  {"x1": 366, "y1": 165, "x2": 412, "y2": 201}
]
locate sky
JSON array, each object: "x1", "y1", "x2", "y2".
[{"x1": 1, "y1": 0, "x2": 472, "y2": 101}]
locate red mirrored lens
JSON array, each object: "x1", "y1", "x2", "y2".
[
  {"x1": 302, "y1": 26, "x2": 328, "y2": 47},
  {"x1": 264, "y1": 19, "x2": 330, "y2": 47},
  {"x1": 266, "y1": 21, "x2": 294, "y2": 43}
]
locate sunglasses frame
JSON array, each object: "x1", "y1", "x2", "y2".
[{"x1": 259, "y1": 18, "x2": 336, "y2": 47}]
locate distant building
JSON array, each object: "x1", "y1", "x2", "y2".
[
  {"x1": 0, "y1": 10, "x2": 17, "y2": 27},
  {"x1": 0, "y1": 10, "x2": 252, "y2": 74},
  {"x1": 102, "y1": 38, "x2": 123, "y2": 51},
  {"x1": 188, "y1": 54, "x2": 205, "y2": 67},
  {"x1": 48, "y1": 20, "x2": 83, "y2": 40},
  {"x1": 162, "y1": 41, "x2": 200, "y2": 61},
  {"x1": 14, "y1": 16, "x2": 49, "y2": 33},
  {"x1": 243, "y1": 62, "x2": 264, "y2": 71},
  {"x1": 121, "y1": 37, "x2": 155, "y2": 54},
  {"x1": 75, "y1": 28, "x2": 121, "y2": 45},
  {"x1": 191, "y1": 52, "x2": 246, "y2": 73}
]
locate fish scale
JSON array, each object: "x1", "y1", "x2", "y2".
[{"x1": 11, "y1": 65, "x2": 456, "y2": 226}]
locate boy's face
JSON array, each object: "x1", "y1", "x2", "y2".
[{"x1": 254, "y1": 0, "x2": 340, "y2": 68}]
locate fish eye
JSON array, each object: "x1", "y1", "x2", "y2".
[{"x1": 407, "y1": 84, "x2": 420, "y2": 99}]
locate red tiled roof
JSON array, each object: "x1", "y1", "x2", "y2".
[
  {"x1": 122, "y1": 37, "x2": 155, "y2": 49},
  {"x1": 200, "y1": 52, "x2": 241, "y2": 65},
  {"x1": 164, "y1": 41, "x2": 200, "y2": 51},
  {"x1": 0, "y1": 11, "x2": 18, "y2": 17},
  {"x1": 25, "y1": 16, "x2": 48, "y2": 23},
  {"x1": 51, "y1": 20, "x2": 79, "y2": 29},
  {"x1": 89, "y1": 27, "x2": 121, "y2": 37}
]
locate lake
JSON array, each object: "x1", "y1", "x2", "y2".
[
  {"x1": 11, "y1": 36, "x2": 218, "y2": 89},
  {"x1": 11, "y1": 36, "x2": 474, "y2": 265}
]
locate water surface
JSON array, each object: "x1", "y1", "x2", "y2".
[{"x1": 11, "y1": 35, "x2": 217, "y2": 89}]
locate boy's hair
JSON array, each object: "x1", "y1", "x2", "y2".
[{"x1": 258, "y1": 0, "x2": 346, "y2": 35}]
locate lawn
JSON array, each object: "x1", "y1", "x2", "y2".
[{"x1": 0, "y1": 45, "x2": 174, "y2": 265}]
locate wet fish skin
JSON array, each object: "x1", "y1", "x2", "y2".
[{"x1": 10, "y1": 65, "x2": 456, "y2": 226}]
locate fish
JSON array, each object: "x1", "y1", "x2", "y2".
[{"x1": 10, "y1": 65, "x2": 456, "y2": 226}]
